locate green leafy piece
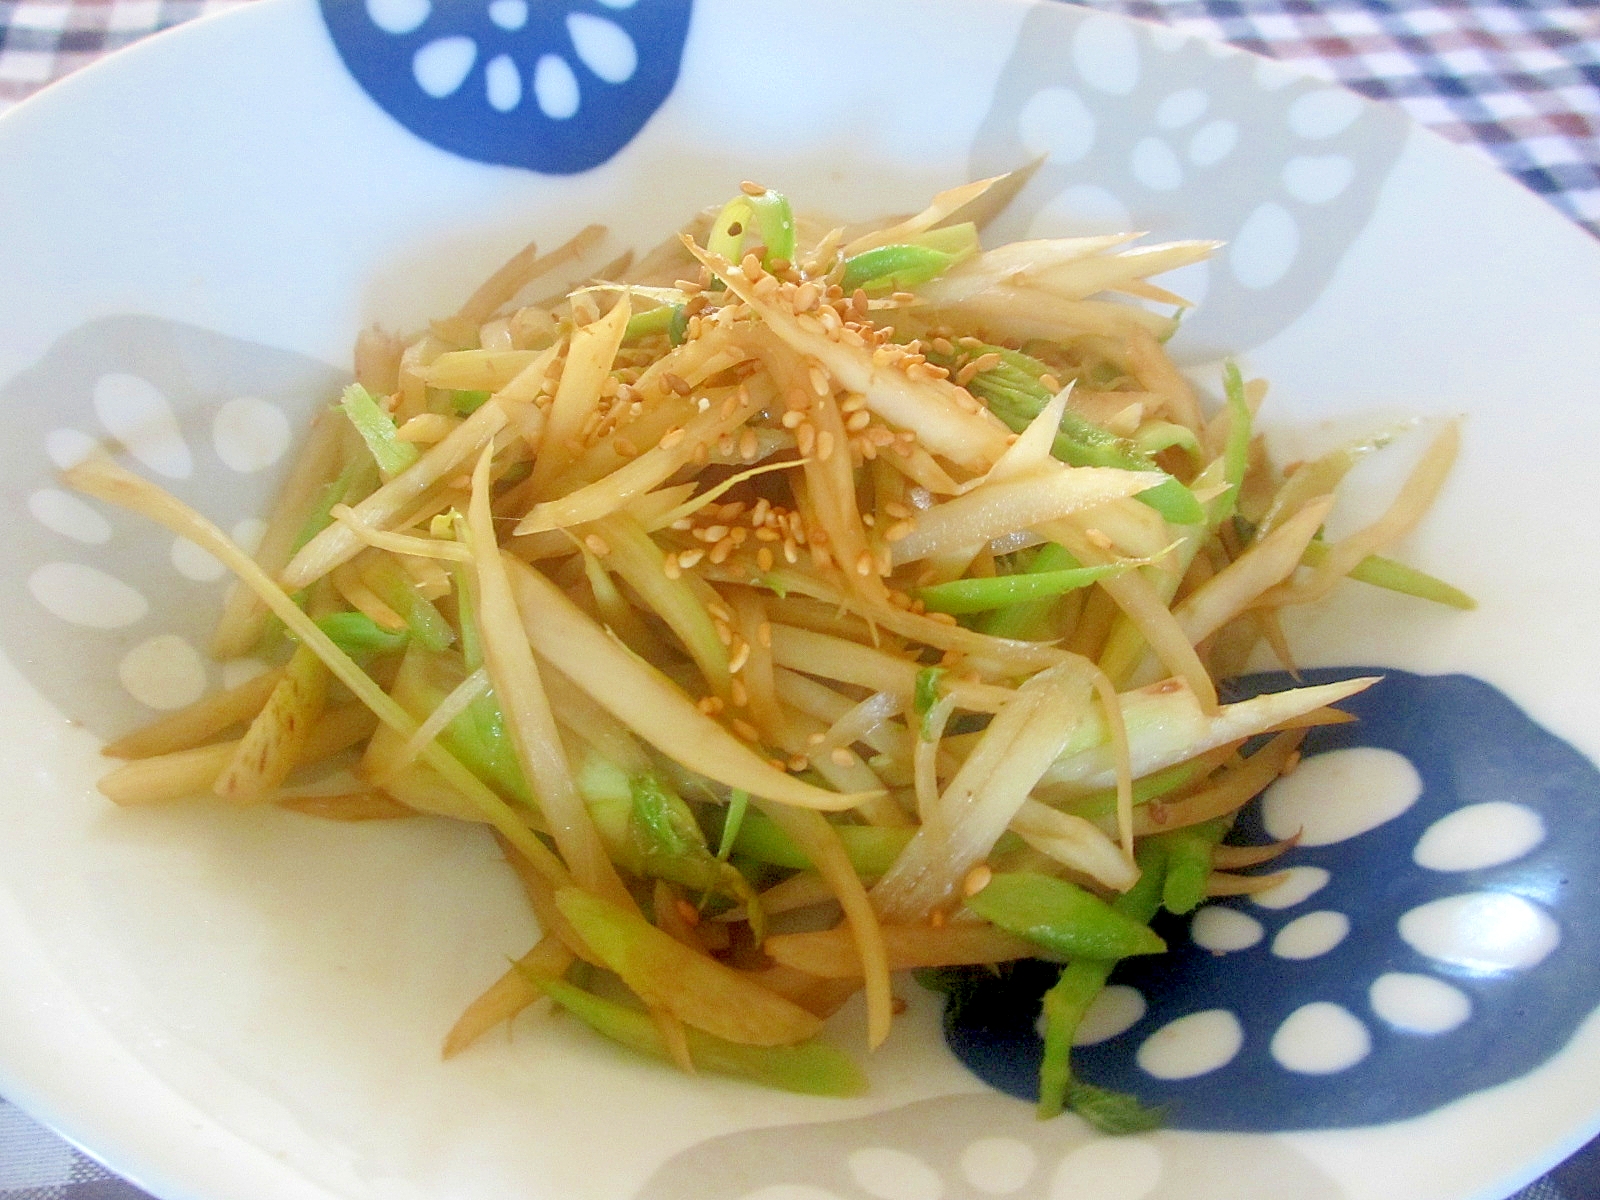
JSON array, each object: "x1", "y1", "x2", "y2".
[
  {"x1": 1060, "y1": 754, "x2": 1218, "y2": 823},
  {"x1": 314, "y1": 610, "x2": 408, "y2": 657},
  {"x1": 388, "y1": 646, "x2": 530, "y2": 804},
  {"x1": 729, "y1": 809, "x2": 912, "y2": 879},
  {"x1": 292, "y1": 456, "x2": 378, "y2": 554},
  {"x1": 531, "y1": 975, "x2": 866, "y2": 1097},
  {"x1": 707, "y1": 188, "x2": 796, "y2": 268},
  {"x1": 1301, "y1": 540, "x2": 1476, "y2": 610},
  {"x1": 451, "y1": 389, "x2": 492, "y2": 416},
  {"x1": 629, "y1": 772, "x2": 760, "y2": 925},
  {"x1": 914, "y1": 667, "x2": 946, "y2": 740},
  {"x1": 622, "y1": 302, "x2": 690, "y2": 345},
  {"x1": 963, "y1": 871, "x2": 1166, "y2": 961},
  {"x1": 1062, "y1": 1080, "x2": 1166, "y2": 1134},
  {"x1": 339, "y1": 383, "x2": 419, "y2": 478}
]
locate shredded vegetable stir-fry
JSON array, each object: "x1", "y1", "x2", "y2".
[{"x1": 69, "y1": 175, "x2": 1468, "y2": 1129}]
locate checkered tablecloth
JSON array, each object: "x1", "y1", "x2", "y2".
[{"x1": 2, "y1": 1, "x2": 1598, "y2": 1198}]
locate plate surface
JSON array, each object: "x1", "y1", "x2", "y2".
[{"x1": 2, "y1": 1, "x2": 1599, "y2": 1198}]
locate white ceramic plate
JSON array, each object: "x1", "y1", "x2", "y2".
[{"x1": 3, "y1": 2, "x2": 1600, "y2": 1198}]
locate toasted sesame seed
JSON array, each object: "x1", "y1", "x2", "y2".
[
  {"x1": 962, "y1": 864, "x2": 993, "y2": 897},
  {"x1": 815, "y1": 430, "x2": 835, "y2": 461},
  {"x1": 1085, "y1": 528, "x2": 1114, "y2": 551},
  {"x1": 739, "y1": 428, "x2": 760, "y2": 460},
  {"x1": 662, "y1": 372, "x2": 691, "y2": 396},
  {"x1": 613, "y1": 436, "x2": 640, "y2": 458},
  {"x1": 713, "y1": 620, "x2": 735, "y2": 647},
  {"x1": 659, "y1": 426, "x2": 686, "y2": 450},
  {"x1": 662, "y1": 557, "x2": 682, "y2": 579},
  {"x1": 750, "y1": 498, "x2": 771, "y2": 526},
  {"x1": 808, "y1": 365, "x2": 831, "y2": 396},
  {"x1": 697, "y1": 696, "x2": 719, "y2": 715},
  {"x1": 787, "y1": 755, "x2": 809, "y2": 772},
  {"x1": 752, "y1": 274, "x2": 780, "y2": 299},
  {"x1": 754, "y1": 526, "x2": 781, "y2": 543},
  {"x1": 708, "y1": 539, "x2": 734, "y2": 565},
  {"x1": 756, "y1": 546, "x2": 774, "y2": 571},
  {"x1": 1039, "y1": 372, "x2": 1062, "y2": 393},
  {"x1": 730, "y1": 677, "x2": 749, "y2": 706},
  {"x1": 854, "y1": 549, "x2": 874, "y2": 577},
  {"x1": 829, "y1": 747, "x2": 854, "y2": 767},
  {"x1": 792, "y1": 282, "x2": 820, "y2": 313},
  {"x1": 851, "y1": 289, "x2": 869, "y2": 320},
  {"x1": 756, "y1": 620, "x2": 773, "y2": 648},
  {"x1": 731, "y1": 719, "x2": 760, "y2": 742},
  {"x1": 707, "y1": 601, "x2": 731, "y2": 622},
  {"x1": 930, "y1": 337, "x2": 955, "y2": 356},
  {"x1": 739, "y1": 180, "x2": 766, "y2": 196},
  {"x1": 926, "y1": 611, "x2": 959, "y2": 625},
  {"x1": 583, "y1": 533, "x2": 610, "y2": 557},
  {"x1": 728, "y1": 641, "x2": 751, "y2": 674},
  {"x1": 676, "y1": 548, "x2": 705, "y2": 569},
  {"x1": 884, "y1": 519, "x2": 916, "y2": 543},
  {"x1": 795, "y1": 422, "x2": 817, "y2": 456},
  {"x1": 782, "y1": 537, "x2": 799, "y2": 564},
  {"x1": 844, "y1": 409, "x2": 871, "y2": 433},
  {"x1": 741, "y1": 253, "x2": 763, "y2": 282}
]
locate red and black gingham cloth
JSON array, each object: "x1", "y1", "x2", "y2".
[{"x1": 1, "y1": 1, "x2": 1597, "y2": 1198}]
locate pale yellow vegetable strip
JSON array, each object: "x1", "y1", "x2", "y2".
[
  {"x1": 839, "y1": 174, "x2": 1013, "y2": 257},
  {"x1": 541, "y1": 665, "x2": 651, "y2": 774},
  {"x1": 1042, "y1": 518, "x2": 1218, "y2": 712},
  {"x1": 713, "y1": 871, "x2": 835, "y2": 925},
  {"x1": 1264, "y1": 422, "x2": 1461, "y2": 607},
  {"x1": 502, "y1": 556, "x2": 880, "y2": 811},
  {"x1": 768, "y1": 624, "x2": 1015, "y2": 713},
  {"x1": 330, "y1": 508, "x2": 475, "y2": 562},
  {"x1": 1206, "y1": 870, "x2": 1293, "y2": 897},
  {"x1": 729, "y1": 589, "x2": 785, "y2": 742},
  {"x1": 281, "y1": 396, "x2": 512, "y2": 590},
  {"x1": 875, "y1": 664, "x2": 1092, "y2": 920},
  {"x1": 1027, "y1": 240, "x2": 1220, "y2": 301},
  {"x1": 925, "y1": 287, "x2": 1176, "y2": 344},
  {"x1": 772, "y1": 668, "x2": 916, "y2": 768},
  {"x1": 1011, "y1": 799, "x2": 1139, "y2": 891},
  {"x1": 686, "y1": 240, "x2": 1012, "y2": 471},
  {"x1": 765, "y1": 922, "x2": 1040, "y2": 979},
  {"x1": 214, "y1": 644, "x2": 329, "y2": 802},
  {"x1": 1174, "y1": 496, "x2": 1334, "y2": 646},
  {"x1": 774, "y1": 707, "x2": 890, "y2": 806},
  {"x1": 455, "y1": 224, "x2": 605, "y2": 326},
  {"x1": 103, "y1": 667, "x2": 285, "y2": 759},
  {"x1": 421, "y1": 350, "x2": 551, "y2": 392},
  {"x1": 211, "y1": 406, "x2": 346, "y2": 659},
  {"x1": 395, "y1": 413, "x2": 460, "y2": 445},
  {"x1": 527, "y1": 298, "x2": 631, "y2": 497},
  {"x1": 588, "y1": 512, "x2": 731, "y2": 699},
  {"x1": 1125, "y1": 326, "x2": 1203, "y2": 432},
  {"x1": 331, "y1": 562, "x2": 409, "y2": 630},
  {"x1": 1087, "y1": 666, "x2": 1137, "y2": 859},
  {"x1": 442, "y1": 935, "x2": 575, "y2": 1059},
  {"x1": 276, "y1": 791, "x2": 415, "y2": 821},
  {"x1": 1133, "y1": 731, "x2": 1304, "y2": 836},
  {"x1": 888, "y1": 466, "x2": 1158, "y2": 565},
  {"x1": 467, "y1": 447, "x2": 632, "y2": 906},
  {"x1": 515, "y1": 380, "x2": 766, "y2": 533},
  {"x1": 1212, "y1": 837, "x2": 1300, "y2": 870},
  {"x1": 752, "y1": 800, "x2": 894, "y2": 1050},
  {"x1": 98, "y1": 704, "x2": 377, "y2": 806},
  {"x1": 65, "y1": 455, "x2": 570, "y2": 885}
]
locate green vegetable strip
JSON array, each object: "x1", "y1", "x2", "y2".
[
  {"x1": 1153, "y1": 816, "x2": 1231, "y2": 915},
  {"x1": 1037, "y1": 842, "x2": 1169, "y2": 1124},
  {"x1": 339, "y1": 383, "x2": 419, "y2": 478},
  {"x1": 531, "y1": 975, "x2": 866, "y2": 1097},
  {"x1": 915, "y1": 562, "x2": 1128, "y2": 615},
  {"x1": 949, "y1": 344, "x2": 1203, "y2": 525},
  {"x1": 707, "y1": 189, "x2": 796, "y2": 268},
  {"x1": 913, "y1": 667, "x2": 946, "y2": 740},
  {"x1": 314, "y1": 610, "x2": 408, "y2": 656},
  {"x1": 1060, "y1": 754, "x2": 1220, "y2": 823},
  {"x1": 730, "y1": 809, "x2": 913, "y2": 879},
  {"x1": 716, "y1": 789, "x2": 749, "y2": 862},
  {"x1": 1214, "y1": 360, "x2": 1252, "y2": 524},
  {"x1": 1301, "y1": 540, "x2": 1475, "y2": 610},
  {"x1": 292, "y1": 456, "x2": 377, "y2": 554},
  {"x1": 840, "y1": 244, "x2": 959, "y2": 294},
  {"x1": 451, "y1": 389, "x2": 492, "y2": 416},
  {"x1": 975, "y1": 542, "x2": 1081, "y2": 640},
  {"x1": 622, "y1": 303, "x2": 689, "y2": 345},
  {"x1": 361, "y1": 556, "x2": 456, "y2": 651},
  {"x1": 963, "y1": 871, "x2": 1167, "y2": 961}
]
